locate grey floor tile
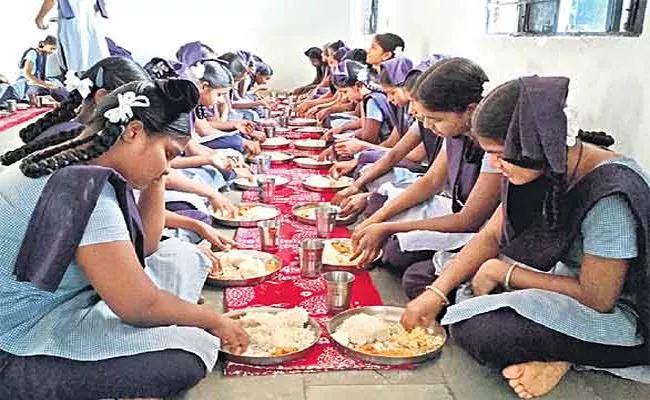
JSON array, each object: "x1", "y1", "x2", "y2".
[
  {"x1": 304, "y1": 362, "x2": 444, "y2": 386},
  {"x1": 178, "y1": 372, "x2": 305, "y2": 400},
  {"x1": 306, "y1": 384, "x2": 452, "y2": 400},
  {"x1": 581, "y1": 370, "x2": 650, "y2": 399},
  {"x1": 369, "y1": 267, "x2": 409, "y2": 307}
]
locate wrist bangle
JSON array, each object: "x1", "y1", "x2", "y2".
[
  {"x1": 504, "y1": 263, "x2": 518, "y2": 291},
  {"x1": 425, "y1": 285, "x2": 450, "y2": 307}
]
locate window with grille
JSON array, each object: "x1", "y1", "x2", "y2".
[
  {"x1": 364, "y1": 0, "x2": 380, "y2": 34},
  {"x1": 487, "y1": 0, "x2": 646, "y2": 35}
]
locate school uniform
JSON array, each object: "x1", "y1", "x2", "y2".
[
  {"x1": 0, "y1": 164, "x2": 218, "y2": 398},
  {"x1": 13, "y1": 48, "x2": 68, "y2": 101},
  {"x1": 57, "y1": 0, "x2": 110, "y2": 72},
  {"x1": 445, "y1": 158, "x2": 650, "y2": 382},
  {"x1": 377, "y1": 134, "x2": 499, "y2": 276}
]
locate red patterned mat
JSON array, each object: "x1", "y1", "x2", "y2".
[
  {"x1": 0, "y1": 107, "x2": 50, "y2": 133},
  {"x1": 223, "y1": 150, "x2": 405, "y2": 376}
]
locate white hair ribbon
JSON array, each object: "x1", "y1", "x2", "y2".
[
  {"x1": 64, "y1": 71, "x2": 93, "y2": 99},
  {"x1": 190, "y1": 63, "x2": 206, "y2": 80},
  {"x1": 357, "y1": 67, "x2": 369, "y2": 83},
  {"x1": 564, "y1": 105, "x2": 580, "y2": 147},
  {"x1": 103, "y1": 92, "x2": 151, "y2": 124}
]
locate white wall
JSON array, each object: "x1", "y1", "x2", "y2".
[
  {"x1": 0, "y1": 0, "x2": 354, "y2": 90},
  {"x1": 389, "y1": 0, "x2": 650, "y2": 168}
]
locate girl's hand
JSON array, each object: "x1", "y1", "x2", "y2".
[
  {"x1": 332, "y1": 184, "x2": 361, "y2": 206},
  {"x1": 244, "y1": 139, "x2": 261, "y2": 156},
  {"x1": 472, "y1": 259, "x2": 509, "y2": 296},
  {"x1": 340, "y1": 192, "x2": 369, "y2": 217},
  {"x1": 35, "y1": 18, "x2": 48, "y2": 30},
  {"x1": 198, "y1": 223, "x2": 237, "y2": 251},
  {"x1": 316, "y1": 108, "x2": 332, "y2": 124},
  {"x1": 207, "y1": 315, "x2": 250, "y2": 355},
  {"x1": 318, "y1": 147, "x2": 334, "y2": 161},
  {"x1": 401, "y1": 290, "x2": 446, "y2": 331},
  {"x1": 235, "y1": 120, "x2": 256, "y2": 135},
  {"x1": 208, "y1": 154, "x2": 232, "y2": 171},
  {"x1": 248, "y1": 130, "x2": 267, "y2": 143},
  {"x1": 328, "y1": 160, "x2": 358, "y2": 182},
  {"x1": 334, "y1": 139, "x2": 366, "y2": 158},
  {"x1": 209, "y1": 193, "x2": 238, "y2": 218},
  {"x1": 350, "y1": 223, "x2": 391, "y2": 266}
]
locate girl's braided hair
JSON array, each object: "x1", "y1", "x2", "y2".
[
  {"x1": 3, "y1": 57, "x2": 150, "y2": 166},
  {"x1": 19, "y1": 79, "x2": 199, "y2": 178}
]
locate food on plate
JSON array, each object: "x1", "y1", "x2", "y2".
[
  {"x1": 261, "y1": 137, "x2": 290, "y2": 147},
  {"x1": 216, "y1": 204, "x2": 278, "y2": 221},
  {"x1": 323, "y1": 239, "x2": 358, "y2": 267},
  {"x1": 294, "y1": 157, "x2": 332, "y2": 167},
  {"x1": 304, "y1": 175, "x2": 353, "y2": 189},
  {"x1": 209, "y1": 251, "x2": 279, "y2": 280},
  {"x1": 234, "y1": 175, "x2": 288, "y2": 189},
  {"x1": 332, "y1": 314, "x2": 445, "y2": 357},
  {"x1": 294, "y1": 139, "x2": 327, "y2": 149},
  {"x1": 264, "y1": 152, "x2": 293, "y2": 161},
  {"x1": 230, "y1": 307, "x2": 317, "y2": 357}
]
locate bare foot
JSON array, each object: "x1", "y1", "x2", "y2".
[{"x1": 502, "y1": 361, "x2": 570, "y2": 399}]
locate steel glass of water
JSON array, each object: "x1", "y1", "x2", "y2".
[
  {"x1": 258, "y1": 220, "x2": 281, "y2": 253},
  {"x1": 6, "y1": 100, "x2": 17, "y2": 113},
  {"x1": 264, "y1": 126, "x2": 276, "y2": 138},
  {"x1": 254, "y1": 155, "x2": 272, "y2": 175},
  {"x1": 299, "y1": 239, "x2": 324, "y2": 279},
  {"x1": 278, "y1": 116, "x2": 288, "y2": 128},
  {"x1": 315, "y1": 205, "x2": 338, "y2": 238},
  {"x1": 257, "y1": 176, "x2": 276, "y2": 203},
  {"x1": 323, "y1": 271, "x2": 355, "y2": 313}
]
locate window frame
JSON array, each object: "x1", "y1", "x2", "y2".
[{"x1": 486, "y1": 0, "x2": 647, "y2": 37}]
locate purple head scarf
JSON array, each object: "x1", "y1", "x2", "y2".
[
  {"x1": 503, "y1": 76, "x2": 570, "y2": 176},
  {"x1": 412, "y1": 54, "x2": 451, "y2": 73},
  {"x1": 380, "y1": 57, "x2": 414, "y2": 86},
  {"x1": 333, "y1": 47, "x2": 351, "y2": 63}
]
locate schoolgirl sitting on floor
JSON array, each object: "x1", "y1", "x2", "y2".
[
  {"x1": 0, "y1": 79, "x2": 248, "y2": 399},
  {"x1": 402, "y1": 75, "x2": 650, "y2": 398}
]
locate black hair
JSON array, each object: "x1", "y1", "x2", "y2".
[
  {"x1": 217, "y1": 52, "x2": 248, "y2": 82},
  {"x1": 305, "y1": 47, "x2": 322, "y2": 60},
  {"x1": 374, "y1": 33, "x2": 405, "y2": 57},
  {"x1": 39, "y1": 35, "x2": 57, "y2": 48},
  {"x1": 18, "y1": 79, "x2": 199, "y2": 179},
  {"x1": 472, "y1": 79, "x2": 616, "y2": 230},
  {"x1": 343, "y1": 49, "x2": 368, "y2": 64},
  {"x1": 255, "y1": 63, "x2": 273, "y2": 77},
  {"x1": 194, "y1": 59, "x2": 234, "y2": 89},
  {"x1": 404, "y1": 70, "x2": 422, "y2": 93},
  {"x1": 331, "y1": 60, "x2": 370, "y2": 88},
  {"x1": 2, "y1": 57, "x2": 151, "y2": 166},
  {"x1": 414, "y1": 58, "x2": 489, "y2": 113},
  {"x1": 327, "y1": 40, "x2": 346, "y2": 52}
]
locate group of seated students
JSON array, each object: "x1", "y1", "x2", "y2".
[{"x1": 0, "y1": 31, "x2": 647, "y2": 400}]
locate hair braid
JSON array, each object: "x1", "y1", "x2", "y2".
[
  {"x1": 1, "y1": 126, "x2": 85, "y2": 166},
  {"x1": 19, "y1": 92, "x2": 83, "y2": 143},
  {"x1": 20, "y1": 122, "x2": 123, "y2": 178},
  {"x1": 542, "y1": 172, "x2": 566, "y2": 230}
]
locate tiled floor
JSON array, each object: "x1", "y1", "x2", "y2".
[{"x1": 1, "y1": 120, "x2": 649, "y2": 399}]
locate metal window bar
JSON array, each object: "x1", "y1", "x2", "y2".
[{"x1": 489, "y1": 0, "x2": 646, "y2": 34}]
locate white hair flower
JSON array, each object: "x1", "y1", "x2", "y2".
[
  {"x1": 104, "y1": 92, "x2": 150, "y2": 124},
  {"x1": 190, "y1": 63, "x2": 206, "y2": 80},
  {"x1": 357, "y1": 67, "x2": 369, "y2": 83},
  {"x1": 564, "y1": 105, "x2": 580, "y2": 146},
  {"x1": 64, "y1": 71, "x2": 93, "y2": 99},
  {"x1": 393, "y1": 46, "x2": 404, "y2": 57}
]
